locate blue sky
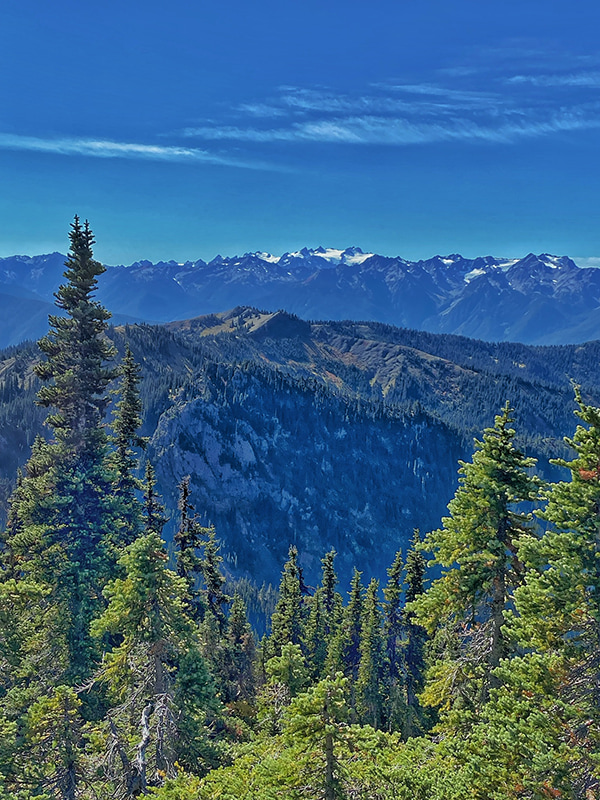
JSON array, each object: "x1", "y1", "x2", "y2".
[{"x1": 2, "y1": 0, "x2": 600, "y2": 264}]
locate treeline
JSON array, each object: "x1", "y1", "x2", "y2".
[{"x1": 0, "y1": 221, "x2": 599, "y2": 798}]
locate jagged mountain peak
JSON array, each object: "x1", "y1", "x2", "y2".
[{"x1": 0, "y1": 247, "x2": 598, "y2": 347}]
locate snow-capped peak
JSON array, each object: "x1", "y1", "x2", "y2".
[
  {"x1": 255, "y1": 252, "x2": 280, "y2": 264},
  {"x1": 287, "y1": 247, "x2": 374, "y2": 266}
]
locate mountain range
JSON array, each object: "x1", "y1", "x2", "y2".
[{"x1": 1, "y1": 247, "x2": 600, "y2": 347}]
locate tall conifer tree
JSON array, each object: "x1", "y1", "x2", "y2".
[
  {"x1": 413, "y1": 403, "x2": 539, "y2": 717},
  {"x1": 110, "y1": 345, "x2": 146, "y2": 547},
  {"x1": 268, "y1": 546, "x2": 304, "y2": 658},
  {"x1": 8, "y1": 218, "x2": 118, "y2": 683}
]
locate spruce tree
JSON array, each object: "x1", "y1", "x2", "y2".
[
  {"x1": 92, "y1": 532, "x2": 219, "y2": 792},
  {"x1": 355, "y1": 578, "x2": 384, "y2": 728},
  {"x1": 8, "y1": 218, "x2": 119, "y2": 683},
  {"x1": 174, "y1": 476, "x2": 206, "y2": 621},
  {"x1": 143, "y1": 462, "x2": 168, "y2": 537},
  {"x1": 403, "y1": 530, "x2": 428, "y2": 736},
  {"x1": 268, "y1": 545, "x2": 304, "y2": 658},
  {"x1": 110, "y1": 344, "x2": 146, "y2": 547},
  {"x1": 382, "y1": 550, "x2": 405, "y2": 731},
  {"x1": 413, "y1": 403, "x2": 539, "y2": 718}
]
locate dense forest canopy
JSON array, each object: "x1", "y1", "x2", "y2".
[{"x1": 0, "y1": 221, "x2": 599, "y2": 798}]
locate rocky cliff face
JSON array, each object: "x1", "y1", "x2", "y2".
[{"x1": 148, "y1": 358, "x2": 463, "y2": 586}]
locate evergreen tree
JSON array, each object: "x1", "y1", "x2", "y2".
[
  {"x1": 268, "y1": 545, "x2": 304, "y2": 658},
  {"x1": 413, "y1": 403, "x2": 539, "y2": 719},
  {"x1": 338, "y1": 568, "x2": 364, "y2": 682},
  {"x1": 35, "y1": 217, "x2": 116, "y2": 451},
  {"x1": 92, "y1": 532, "x2": 219, "y2": 793},
  {"x1": 283, "y1": 674, "x2": 350, "y2": 800},
  {"x1": 382, "y1": 550, "x2": 404, "y2": 731},
  {"x1": 174, "y1": 476, "x2": 206, "y2": 621},
  {"x1": 355, "y1": 578, "x2": 384, "y2": 728},
  {"x1": 110, "y1": 345, "x2": 146, "y2": 547},
  {"x1": 321, "y1": 549, "x2": 342, "y2": 637},
  {"x1": 402, "y1": 530, "x2": 428, "y2": 735},
  {"x1": 219, "y1": 592, "x2": 256, "y2": 706},
  {"x1": 303, "y1": 589, "x2": 328, "y2": 680},
  {"x1": 320, "y1": 550, "x2": 344, "y2": 674},
  {"x1": 143, "y1": 462, "x2": 168, "y2": 537},
  {"x1": 199, "y1": 525, "x2": 230, "y2": 632},
  {"x1": 8, "y1": 218, "x2": 119, "y2": 684},
  {"x1": 511, "y1": 389, "x2": 600, "y2": 791}
]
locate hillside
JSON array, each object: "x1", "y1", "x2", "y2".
[{"x1": 1, "y1": 308, "x2": 598, "y2": 586}]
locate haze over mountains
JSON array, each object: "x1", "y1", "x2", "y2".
[{"x1": 2, "y1": 247, "x2": 600, "y2": 347}]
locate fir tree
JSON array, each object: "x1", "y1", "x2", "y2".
[
  {"x1": 219, "y1": 592, "x2": 256, "y2": 706},
  {"x1": 355, "y1": 578, "x2": 384, "y2": 728},
  {"x1": 382, "y1": 550, "x2": 404, "y2": 731},
  {"x1": 339, "y1": 568, "x2": 364, "y2": 682},
  {"x1": 110, "y1": 345, "x2": 146, "y2": 546},
  {"x1": 92, "y1": 532, "x2": 219, "y2": 792},
  {"x1": 512, "y1": 389, "x2": 600, "y2": 790},
  {"x1": 303, "y1": 589, "x2": 328, "y2": 680},
  {"x1": 143, "y1": 462, "x2": 168, "y2": 537},
  {"x1": 403, "y1": 530, "x2": 428, "y2": 736},
  {"x1": 174, "y1": 476, "x2": 206, "y2": 621},
  {"x1": 35, "y1": 217, "x2": 116, "y2": 451},
  {"x1": 413, "y1": 403, "x2": 539, "y2": 718},
  {"x1": 8, "y1": 218, "x2": 119, "y2": 684},
  {"x1": 268, "y1": 545, "x2": 304, "y2": 658},
  {"x1": 199, "y1": 525, "x2": 230, "y2": 632}
]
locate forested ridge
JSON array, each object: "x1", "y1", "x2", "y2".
[
  {"x1": 1, "y1": 222, "x2": 600, "y2": 798},
  {"x1": 3, "y1": 299, "x2": 600, "y2": 588}
]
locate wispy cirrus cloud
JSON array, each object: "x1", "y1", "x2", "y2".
[
  {"x1": 0, "y1": 132, "x2": 281, "y2": 171},
  {"x1": 183, "y1": 109, "x2": 600, "y2": 147},
  {"x1": 181, "y1": 51, "x2": 600, "y2": 150},
  {"x1": 507, "y1": 70, "x2": 600, "y2": 87}
]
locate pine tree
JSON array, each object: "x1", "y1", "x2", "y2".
[
  {"x1": 413, "y1": 403, "x2": 539, "y2": 718},
  {"x1": 283, "y1": 674, "x2": 350, "y2": 800}
]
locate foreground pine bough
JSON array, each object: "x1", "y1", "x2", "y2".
[{"x1": 0, "y1": 220, "x2": 598, "y2": 799}]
